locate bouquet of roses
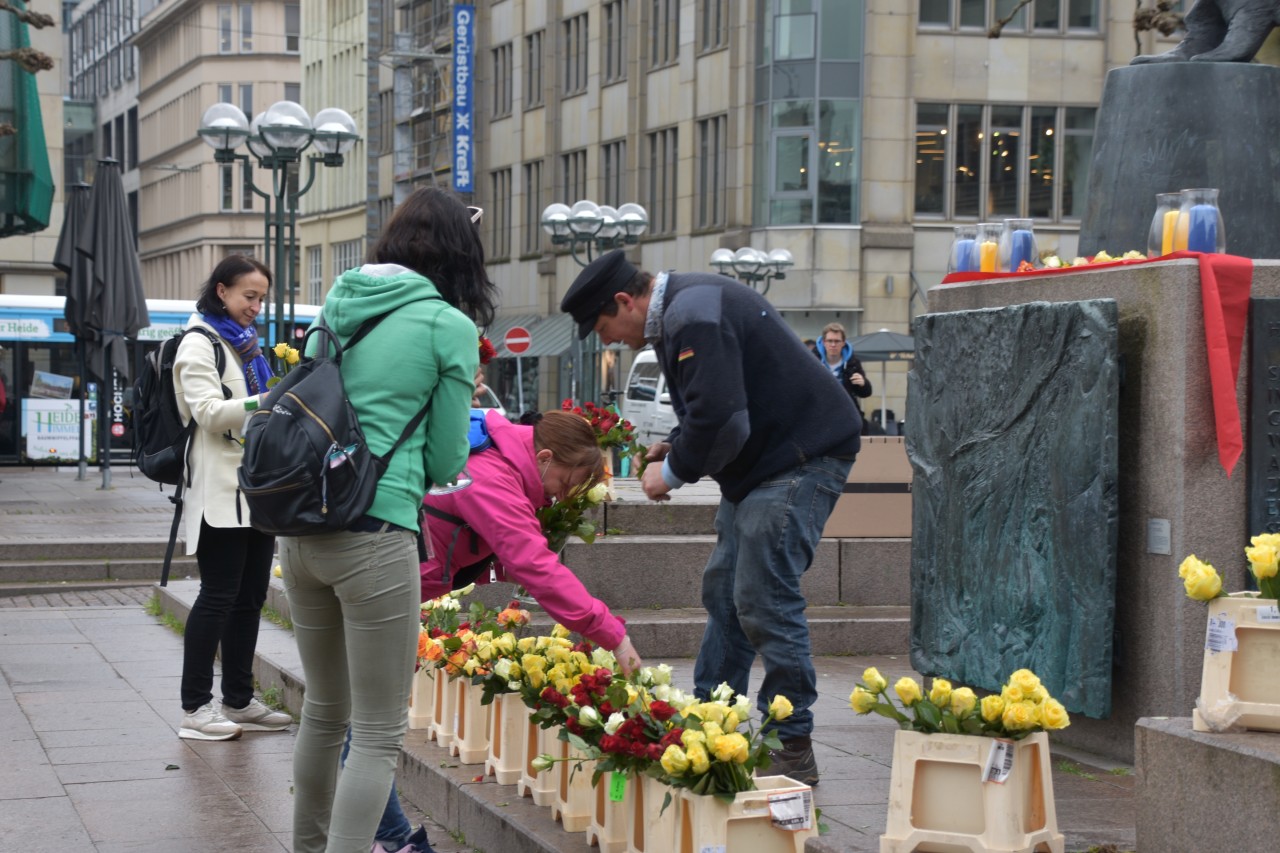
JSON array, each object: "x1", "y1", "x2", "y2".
[
  {"x1": 267, "y1": 342, "x2": 300, "y2": 387},
  {"x1": 848, "y1": 666, "x2": 1069, "y2": 740},
  {"x1": 1179, "y1": 532, "x2": 1280, "y2": 602},
  {"x1": 418, "y1": 587, "x2": 529, "y2": 678}
]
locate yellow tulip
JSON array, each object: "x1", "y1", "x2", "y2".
[
  {"x1": 768, "y1": 695, "x2": 794, "y2": 722},
  {"x1": 862, "y1": 667, "x2": 888, "y2": 693}
]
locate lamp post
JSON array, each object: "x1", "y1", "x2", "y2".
[
  {"x1": 540, "y1": 199, "x2": 649, "y2": 267},
  {"x1": 709, "y1": 247, "x2": 794, "y2": 296},
  {"x1": 198, "y1": 100, "x2": 360, "y2": 345}
]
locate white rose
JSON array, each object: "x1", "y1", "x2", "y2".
[
  {"x1": 604, "y1": 712, "x2": 626, "y2": 735},
  {"x1": 586, "y1": 482, "x2": 610, "y2": 505},
  {"x1": 494, "y1": 659, "x2": 513, "y2": 680},
  {"x1": 453, "y1": 583, "x2": 477, "y2": 597},
  {"x1": 592, "y1": 648, "x2": 616, "y2": 669},
  {"x1": 652, "y1": 684, "x2": 671, "y2": 702},
  {"x1": 711, "y1": 682, "x2": 735, "y2": 703},
  {"x1": 578, "y1": 706, "x2": 603, "y2": 728},
  {"x1": 438, "y1": 597, "x2": 461, "y2": 612},
  {"x1": 732, "y1": 694, "x2": 752, "y2": 719}
]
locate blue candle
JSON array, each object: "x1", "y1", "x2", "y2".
[
  {"x1": 1186, "y1": 204, "x2": 1218, "y2": 253},
  {"x1": 1009, "y1": 229, "x2": 1035, "y2": 270},
  {"x1": 952, "y1": 238, "x2": 977, "y2": 272}
]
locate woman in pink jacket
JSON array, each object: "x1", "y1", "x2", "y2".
[{"x1": 421, "y1": 408, "x2": 643, "y2": 673}]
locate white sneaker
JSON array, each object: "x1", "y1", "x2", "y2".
[
  {"x1": 223, "y1": 697, "x2": 292, "y2": 731},
  {"x1": 179, "y1": 703, "x2": 243, "y2": 741}
]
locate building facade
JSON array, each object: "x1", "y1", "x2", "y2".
[{"x1": 133, "y1": 0, "x2": 301, "y2": 301}]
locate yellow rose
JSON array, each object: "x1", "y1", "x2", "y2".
[
  {"x1": 1183, "y1": 562, "x2": 1223, "y2": 601},
  {"x1": 1002, "y1": 700, "x2": 1040, "y2": 731},
  {"x1": 526, "y1": 669, "x2": 546, "y2": 689},
  {"x1": 1178, "y1": 554, "x2": 1209, "y2": 580},
  {"x1": 949, "y1": 687, "x2": 977, "y2": 719},
  {"x1": 768, "y1": 695, "x2": 794, "y2": 722},
  {"x1": 928, "y1": 678, "x2": 952, "y2": 707},
  {"x1": 686, "y1": 742, "x2": 711, "y2": 774},
  {"x1": 551, "y1": 624, "x2": 571, "y2": 639},
  {"x1": 1028, "y1": 685, "x2": 1049, "y2": 704},
  {"x1": 701, "y1": 721, "x2": 724, "y2": 741},
  {"x1": 680, "y1": 730, "x2": 706, "y2": 750},
  {"x1": 272, "y1": 342, "x2": 289, "y2": 358},
  {"x1": 894, "y1": 677, "x2": 923, "y2": 707},
  {"x1": 1251, "y1": 532, "x2": 1280, "y2": 550},
  {"x1": 1246, "y1": 543, "x2": 1280, "y2": 580},
  {"x1": 1001, "y1": 684, "x2": 1024, "y2": 704},
  {"x1": 711, "y1": 732, "x2": 750, "y2": 764},
  {"x1": 850, "y1": 686, "x2": 878, "y2": 714},
  {"x1": 980, "y1": 694, "x2": 1005, "y2": 723},
  {"x1": 862, "y1": 667, "x2": 888, "y2": 693},
  {"x1": 285, "y1": 346, "x2": 300, "y2": 365},
  {"x1": 517, "y1": 636, "x2": 538, "y2": 653},
  {"x1": 1008, "y1": 669, "x2": 1041, "y2": 696},
  {"x1": 723, "y1": 710, "x2": 741, "y2": 732},
  {"x1": 699, "y1": 702, "x2": 727, "y2": 725},
  {"x1": 521, "y1": 654, "x2": 545, "y2": 673},
  {"x1": 1040, "y1": 698, "x2": 1071, "y2": 730},
  {"x1": 660, "y1": 745, "x2": 690, "y2": 776}
]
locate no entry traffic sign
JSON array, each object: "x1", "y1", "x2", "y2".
[{"x1": 504, "y1": 326, "x2": 531, "y2": 355}]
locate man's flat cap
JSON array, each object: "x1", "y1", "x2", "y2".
[{"x1": 560, "y1": 249, "x2": 638, "y2": 339}]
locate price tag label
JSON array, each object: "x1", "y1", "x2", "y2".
[
  {"x1": 767, "y1": 790, "x2": 813, "y2": 831},
  {"x1": 698, "y1": 847, "x2": 726, "y2": 853},
  {"x1": 609, "y1": 771, "x2": 626, "y2": 802},
  {"x1": 983, "y1": 739, "x2": 1015, "y2": 784},
  {"x1": 1257, "y1": 605, "x2": 1280, "y2": 623},
  {"x1": 1205, "y1": 614, "x2": 1239, "y2": 653}
]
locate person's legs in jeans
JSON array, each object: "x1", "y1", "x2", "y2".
[
  {"x1": 284, "y1": 529, "x2": 420, "y2": 853},
  {"x1": 182, "y1": 520, "x2": 256, "y2": 711},
  {"x1": 219, "y1": 527, "x2": 275, "y2": 709},
  {"x1": 693, "y1": 498, "x2": 758, "y2": 701},
  {"x1": 341, "y1": 727, "x2": 413, "y2": 849}
]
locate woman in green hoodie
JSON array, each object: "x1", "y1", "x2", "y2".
[{"x1": 280, "y1": 187, "x2": 498, "y2": 853}]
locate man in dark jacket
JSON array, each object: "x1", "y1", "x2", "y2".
[
  {"x1": 812, "y1": 321, "x2": 875, "y2": 432},
  {"x1": 562, "y1": 250, "x2": 860, "y2": 785}
]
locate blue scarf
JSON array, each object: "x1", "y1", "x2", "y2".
[{"x1": 201, "y1": 313, "x2": 273, "y2": 395}]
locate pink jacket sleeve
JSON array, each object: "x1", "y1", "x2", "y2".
[{"x1": 449, "y1": 473, "x2": 626, "y2": 651}]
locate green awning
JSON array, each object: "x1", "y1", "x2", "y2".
[{"x1": 0, "y1": 5, "x2": 54, "y2": 236}]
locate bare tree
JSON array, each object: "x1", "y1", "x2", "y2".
[
  {"x1": 0, "y1": 0, "x2": 55, "y2": 138},
  {"x1": 987, "y1": 0, "x2": 1186, "y2": 54}
]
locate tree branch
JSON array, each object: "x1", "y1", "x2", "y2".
[
  {"x1": 0, "y1": 1, "x2": 54, "y2": 28},
  {"x1": 988, "y1": 0, "x2": 1035, "y2": 38},
  {"x1": 0, "y1": 47, "x2": 54, "y2": 73}
]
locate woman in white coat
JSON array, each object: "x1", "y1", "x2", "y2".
[{"x1": 172, "y1": 255, "x2": 292, "y2": 741}]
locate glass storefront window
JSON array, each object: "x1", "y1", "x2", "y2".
[
  {"x1": 955, "y1": 105, "x2": 982, "y2": 218},
  {"x1": 988, "y1": 106, "x2": 1022, "y2": 217},
  {"x1": 1028, "y1": 107, "x2": 1057, "y2": 218},
  {"x1": 818, "y1": 100, "x2": 858, "y2": 223},
  {"x1": 772, "y1": 99, "x2": 813, "y2": 128},
  {"x1": 774, "y1": 133, "x2": 811, "y2": 193},
  {"x1": 915, "y1": 103, "x2": 949, "y2": 216}
]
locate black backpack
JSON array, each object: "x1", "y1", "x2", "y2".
[
  {"x1": 128, "y1": 326, "x2": 228, "y2": 586},
  {"x1": 237, "y1": 312, "x2": 432, "y2": 536}
]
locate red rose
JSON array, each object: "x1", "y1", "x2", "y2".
[
  {"x1": 478, "y1": 336, "x2": 497, "y2": 365},
  {"x1": 649, "y1": 701, "x2": 676, "y2": 722}
]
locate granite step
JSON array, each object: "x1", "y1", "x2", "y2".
[{"x1": 0, "y1": 556, "x2": 198, "y2": 587}]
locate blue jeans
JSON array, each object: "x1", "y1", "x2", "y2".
[
  {"x1": 343, "y1": 728, "x2": 412, "y2": 848},
  {"x1": 281, "y1": 528, "x2": 420, "y2": 853},
  {"x1": 693, "y1": 455, "x2": 851, "y2": 740}
]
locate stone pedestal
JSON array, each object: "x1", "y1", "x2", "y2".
[
  {"x1": 928, "y1": 260, "x2": 1280, "y2": 761},
  {"x1": 1136, "y1": 717, "x2": 1280, "y2": 853},
  {"x1": 1079, "y1": 63, "x2": 1280, "y2": 260}
]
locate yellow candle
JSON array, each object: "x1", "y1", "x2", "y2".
[
  {"x1": 1173, "y1": 211, "x2": 1189, "y2": 252},
  {"x1": 1161, "y1": 209, "x2": 1178, "y2": 256},
  {"x1": 979, "y1": 240, "x2": 998, "y2": 272}
]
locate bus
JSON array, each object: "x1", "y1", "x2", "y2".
[{"x1": 0, "y1": 294, "x2": 321, "y2": 466}]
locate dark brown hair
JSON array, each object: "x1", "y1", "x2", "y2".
[
  {"x1": 196, "y1": 255, "x2": 272, "y2": 318},
  {"x1": 369, "y1": 186, "x2": 499, "y2": 327}
]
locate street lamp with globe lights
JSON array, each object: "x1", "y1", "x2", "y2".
[
  {"x1": 540, "y1": 199, "x2": 649, "y2": 267},
  {"x1": 198, "y1": 100, "x2": 360, "y2": 346},
  {"x1": 709, "y1": 246, "x2": 794, "y2": 296}
]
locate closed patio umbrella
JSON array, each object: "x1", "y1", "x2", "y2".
[
  {"x1": 53, "y1": 183, "x2": 93, "y2": 479},
  {"x1": 849, "y1": 329, "x2": 915, "y2": 432},
  {"x1": 75, "y1": 159, "x2": 149, "y2": 488}
]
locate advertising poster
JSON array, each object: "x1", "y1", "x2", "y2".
[{"x1": 23, "y1": 398, "x2": 96, "y2": 462}]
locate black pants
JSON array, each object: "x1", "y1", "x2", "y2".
[{"x1": 180, "y1": 517, "x2": 275, "y2": 711}]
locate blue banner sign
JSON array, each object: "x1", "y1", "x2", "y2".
[{"x1": 452, "y1": 5, "x2": 475, "y2": 193}]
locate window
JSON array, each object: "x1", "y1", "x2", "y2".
[
  {"x1": 218, "y1": 83, "x2": 233, "y2": 104},
  {"x1": 239, "y1": 83, "x2": 253, "y2": 121},
  {"x1": 102, "y1": 120, "x2": 113, "y2": 161},
  {"x1": 489, "y1": 168, "x2": 512, "y2": 259},
  {"x1": 696, "y1": 115, "x2": 726, "y2": 229},
  {"x1": 560, "y1": 149, "x2": 587, "y2": 206},
  {"x1": 285, "y1": 3, "x2": 300, "y2": 52},
  {"x1": 239, "y1": 4, "x2": 253, "y2": 52},
  {"x1": 332, "y1": 239, "x2": 364, "y2": 276},
  {"x1": 126, "y1": 107, "x2": 138, "y2": 171},
  {"x1": 601, "y1": 139, "x2": 626, "y2": 208},
  {"x1": 525, "y1": 31, "x2": 544, "y2": 108},
  {"x1": 492, "y1": 42, "x2": 512, "y2": 117},
  {"x1": 218, "y1": 5, "x2": 232, "y2": 53},
  {"x1": 604, "y1": 0, "x2": 628, "y2": 83},
  {"x1": 645, "y1": 127, "x2": 677, "y2": 235},
  {"x1": 650, "y1": 0, "x2": 678, "y2": 68},
  {"x1": 562, "y1": 13, "x2": 588, "y2": 96},
  {"x1": 523, "y1": 159, "x2": 543, "y2": 254},
  {"x1": 912, "y1": 102, "x2": 1096, "y2": 222},
  {"x1": 220, "y1": 164, "x2": 235, "y2": 211},
  {"x1": 699, "y1": 0, "x2": 728, "y2": 52},
  {"x1": 242, "y1": 161, "x2": 255, "y2": 210},
  {"x1": 307, "y1": 245, "x2": 323, "y2": 304},
  {"x1": 919, "y1": 0, "x2": 1098, "y2": 32},
  {"x1": 284, "y1": 82, "x2": 301, "y2": 103}
]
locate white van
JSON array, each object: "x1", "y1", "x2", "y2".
[{"x1": 621, "y1": 348, "x2": 679, "y2": 446}]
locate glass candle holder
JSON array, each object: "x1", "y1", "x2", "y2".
[
  {"x1": 1148, "y1": 192, "x2": 1181, "y2": 258},
  {"x1": 947, "y1": 225, "x2": 979, "y2": 274},
  {"x1": 1174, "y1": 188, "x2": 1226, "y2": 254},
  {"x1": 976, "y1": 223, "x2": 1003, "y2": 274},
  {"x1": 999, "y1": 219, "x2": 1038, "y2": 272}
]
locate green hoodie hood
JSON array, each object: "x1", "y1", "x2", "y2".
[{"x1": 320, "y1": 263, "x2": 445, "y2": 337}]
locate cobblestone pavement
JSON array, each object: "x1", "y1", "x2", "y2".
[{"x1": 0, "y1": 585, "x2": 154, "y2": 609}]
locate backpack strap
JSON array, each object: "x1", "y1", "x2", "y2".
[{"x1": 422, "y1": 503, "x2": 481, "y2": 587}]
